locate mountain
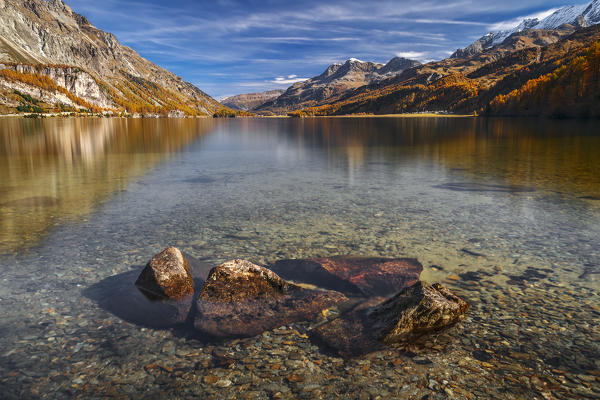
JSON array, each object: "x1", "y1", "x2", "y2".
[
  {"x1": 286, "y1": 24, "x2": 600, "y2": 118},
  {"x1": 452, "y1": 0, "x2": 600, "y2": 58},
  {"x1": 256, "y1": 57, "x2": 421, "y2": 114},
  {"x1": 0, "y1": 0, "x2": 223, "y2": 116},
  {"x1": 221, "y1": 90, "x2": 285, "y2": 111}
]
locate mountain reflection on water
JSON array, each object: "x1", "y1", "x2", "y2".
[
  {"x1": 236, "y1": 117, "x2": 599, "y2": 195},
  {"x1": 0, "y1": 117, "x2": 216, "y2": 253},
  {"x1": 1, "y1": 117, "x2": 599, "y2": 254}
]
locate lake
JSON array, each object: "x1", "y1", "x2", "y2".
[{"x1": 0, "y1": 116, "x2": 599, "y2": 399}]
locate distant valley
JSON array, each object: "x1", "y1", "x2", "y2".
[{"x1": 221, "y1": 90, "x2": 285, "y2": 111}]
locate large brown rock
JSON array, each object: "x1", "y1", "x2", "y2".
[
  {"x1": 194, "y1": 260, "x2": 347, "y2": 338},
  {"x1": 135, "y1": 247, "x2": 194, "y2": 300},
  {"x1": 270, "y1": 256, "x2": 423, "y2": 297},
  {"x1": 311, "y1": 281, "x2": 469, "y2": 356},
  {"x1": 370, "y1": 281, "x2": 469, "y2": 344}
]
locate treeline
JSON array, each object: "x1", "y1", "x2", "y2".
[
  {"x1": 107, "y1": 72, "x2": 200, "y2": 115},
  {"x1": 487, "y1": 41, "x2": 600, "y2": 117},
  {"x1": 288, "y1": 74, "x2": 482, "y2": 116},
  {"x1": 0, "y1": 64, "x2": 218, "y2": 116}
]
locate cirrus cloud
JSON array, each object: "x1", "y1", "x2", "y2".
[
  {"x1": 64, "y1": 0, "x2": 576, "y2": 97},
  {"x1": 271, "y1": 76, "x2": 310, "y2": 85}
]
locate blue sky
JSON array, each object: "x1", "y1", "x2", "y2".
[{"x1": 64, "y1": 0, "x2": 579, "y2": 99}]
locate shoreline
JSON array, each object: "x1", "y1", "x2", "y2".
[
  {"x1": 0, "y1": 113, "x2": 474, "y2": 119},
  {"x1": 316, "y1": 113, "x2": 475, "y2": 118},
  {"x1": 0, "y1": 113, "x2": 215, "y2": 119}
]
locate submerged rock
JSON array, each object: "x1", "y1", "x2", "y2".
[
  {"x1": 312, "y1": 281, "x2": 468, "y2": 356},
  {"x1": 194, "y1": 260, "x2": 347, "y2": 338},
  {"x1": 135, "y1": 247, "x2": 194, "y2": 300},
  {"x1": 270, "y1": 256, "x2": 423, "y2": 297},
  {"x1": 311, "y1": 297, "x2": 386, "y2": 357}
]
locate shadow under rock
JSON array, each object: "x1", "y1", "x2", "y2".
[{"x1": 82, "y1": 253, "x2": 214, "y2": 330}]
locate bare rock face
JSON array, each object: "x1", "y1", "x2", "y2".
[
  {"x1": 194, "y1": 260, "x2": 347, "y2": 338},
  {"x1": 135, "y1": 247, "x2": 194, "y2": 300},
  {"x1": 256, "y1": 57, "x2": 420, "y2": 114},
  {"x1": 311, "y1": 281, "x2": 468, "y2": 356},
  {"x1": 0, "y1": 0, "x2": 222, "y2": 115},
  {"x1": 270, "y1": 257, "x2": 423, "y2": 298}
]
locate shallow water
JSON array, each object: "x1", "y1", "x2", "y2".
[{"x1": 0, "y1": 116, "x2": 599, "y2": 399}]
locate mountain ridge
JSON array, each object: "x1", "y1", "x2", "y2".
[
  {"x1": 0, "y1": 0, "x2": 224, "y2": 115},
  {"x1": 285, "y1": 24, "x2": 600, "y2": 118},
  {"x1": 256, "y1": 57, "x2": 421, "y2": 114},
  {"x1": 452, "y1": 0, "x2": 600, "y2": 58},
  {"x1": 221, "y1": 90, "x2": 285, "y2": 111}
]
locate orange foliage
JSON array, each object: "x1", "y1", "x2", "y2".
[
  {"x1": 0, "y1": 69, "x2": 102, "y2": 112},
  {"x1": 290, "y1": 73, "x2": 482, "y2": 116},
  {"x1": 488, "y1": 41, "x2": 600, "y2": 117},
  {"x1": 105, "y1": 72, "x2": 200, "y2": 115}
]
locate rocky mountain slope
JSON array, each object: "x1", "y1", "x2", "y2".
[
  {"x1": 452, "y1": 0, "x2": 600, "y2": 58},
  {"x1": 0, "y1": 0, "x2": 223, "y2": 115},
  {"x1": 256, "y1": 57, "x2": 420, "y2": 114},
  {"x1": 287, "y1": 24, "x2": 600, "y2": 118},
  {"x1": 221, "y1": 90, "x2": 285, "y2": 111}
]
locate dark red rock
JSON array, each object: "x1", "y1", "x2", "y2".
[
  {"x1": 311, "y1": 281, "x2": 469, "y2": 357},
  {"x1": 135, "y1": 247, "x2": 194, "y2": 299},
  {"x1": 270, "y1": 256, "x2": 423, "y2": 297},
  {"x1": 194, "y1": 260, "x2": 347, "y2": 338}
]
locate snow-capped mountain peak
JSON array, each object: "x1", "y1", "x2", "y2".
[
  {"x1": 583, "y1": 0, "x2": 600, "y2": 22},
  {"x1": 453, "y1": 0, "x2": 600, "y2": 58},
  {"x1": 534, "y1": 4, "x2": 588, "y2": 30},
  {"x1": 491, "y1": 0, "x2": 600, "y2": 46}
]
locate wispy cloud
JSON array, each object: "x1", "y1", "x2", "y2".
[
  {"x1": 271, "y1": 76, "x2": 310, "y2": 85},
  {"x1": 488, "y1": 7, "x2": 561, "y2": 31},
  {"x1": 396, "y1": 51, "x2": 426, "y2": 59},
  {"x1": 64, "y1": 0, "x2": 578, "y2": 98},
  {"x1": 410, "y1": 18, "x2": 488, "y2": 26}
]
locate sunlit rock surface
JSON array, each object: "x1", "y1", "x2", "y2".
[
  {"x1": 312, "y1": 282, "x2": 468, "y2": 356},
  {"x1": 135, "y1": 247, "x2": 194, "y2": 300},
  {"x1": 370, "y1": 281, "x2": 469, "y2": 344},
  {"x1": 194, "y1": 260, "x2": 347, "y2": 338}
]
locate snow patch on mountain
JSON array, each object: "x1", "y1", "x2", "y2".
[{"x1": 490, "y1": 0, "x2": 600, "y2": 46}]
